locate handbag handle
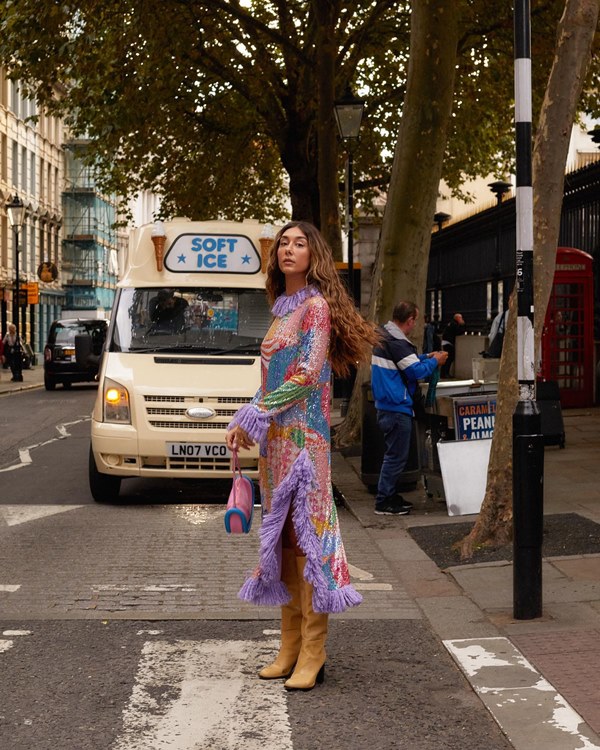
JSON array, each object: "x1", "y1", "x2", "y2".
[{"x1": 230, "y1": 449, "x2": 243, "y2": 507}]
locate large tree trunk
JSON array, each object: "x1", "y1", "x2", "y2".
[
  {"x1": 458, "y1": 0, "x2": 600, "y2": 559},
  {"x1": 335, "y1": 0, "x2": 461, "y2": 448},
  {"x1": 282, "y1": 124, "x2": 320, "y2": 225},
  {"x1": 314, "y1": 0, "x2": 343, "y2": 260}
]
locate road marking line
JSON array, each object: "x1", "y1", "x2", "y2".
[
  {"x1": 0, "y1": 585, "x2": 21, "y2": 592},
  {"x1": 94, "y1": 584, "x2": 197, "y2": 593},
  {"x1": 0, "y1": 417, "x2": 90, "y2": 473},
  {"x1": 2, "y1": 630, "x2": 31, "y2": 636},
  {"x1": 0, "y1": 640, "x2": 14, "y2": 653},
  {"x1": 348, "y1": 563, "x2": 375, "y2": 581},
  {"x1": 0, "y1": 505, "x2": 85, "y2": 527},
  {"x1": 444, "y1": 637, "x2": 600, "y2": 750},
  {"x1": 112, "y1": 639, "x2": 293, "y2": 750},
  {"x1": 354, "y1": 582, "x2": 393, "y2": 591}
]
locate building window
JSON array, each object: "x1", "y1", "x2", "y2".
[
  {"x1": 21, "y1": 146, "x2": 27, "y2": 193},
  {"x1": 12, "y1": 140, "x2": 18, "y2": 189},
  {"x1": 30, "y1": 223, "x2": 36, "y2": 275},
  {"x1": 30, "y1": 151, "x2": 36, "y2": 194},
  {"x1": 39, "y1": 221, "x2": 45, "y2": 261},
  {"x1": 39, "y1": 157, "x2": 44, "y2": 200},
  {"x1": 0, "y1": 133, "x2": 6, "y2": 181}
]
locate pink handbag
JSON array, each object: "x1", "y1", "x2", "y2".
[{"x1": 224, "y1": 449, "x2": 255, "y2": 534}]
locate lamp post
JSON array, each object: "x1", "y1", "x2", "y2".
[
  {"x1": 487, "y1": 180, "x2": 512, "y2": 318},
  {"x1": 334, "y1": 86, "x2": 365, "y2": 305},
  {"x1": 6, "y1": 194, "x2": 26, "y2": 382},
  {"x1": 433, "y1": 212, "x2": 451, "y2": 323}
]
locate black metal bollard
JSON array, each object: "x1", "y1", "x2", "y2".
[{"x1": 513, "y1": 399, "x2": 544, "y2": 619}]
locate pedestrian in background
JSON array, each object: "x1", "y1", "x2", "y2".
[
  {"x1": 0, "y1": 335, "x2": 4, "y2": 380},
  {"x1": 371, "y1": 302, "x2": 447, "y2": 515},
  {"x1": 441, "y1": 312, "x2": 465, "y2": 377},
  {"x1": 3, "y1": 323, "x2": 23, "y2": 382},
  {"x1": 422, "y1": 314, "x2": 439, "y2": 354},
  {"x1": 226, "y1": 220, "x2": 378, "y2": 691}
]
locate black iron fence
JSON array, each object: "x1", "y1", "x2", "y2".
[{"x1": 428, "y1": 159, "x2": 600, "y2": 336}]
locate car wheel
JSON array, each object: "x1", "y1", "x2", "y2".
[
  {"x1": 44, "y1": 374, "x2": 57, "y2": 391},
  {"x1": 88, "y1": 446, "x2": 122, "y2": 502}
]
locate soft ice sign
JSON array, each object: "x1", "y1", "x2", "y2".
[{"x1": 164, "y1": 233, "x2": 261, "y2": 274}]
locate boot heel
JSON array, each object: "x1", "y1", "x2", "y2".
[{"x1": 316, "y1": 664, "x2": 325, "y2": 684}]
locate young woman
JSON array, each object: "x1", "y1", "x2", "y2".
[{"x1": 226, "y1": 221, "x2": 378, "y2": 690}]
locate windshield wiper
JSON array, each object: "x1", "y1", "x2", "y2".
[{"x1": 125, "y1": 344, "x2": 224, "y2": 354}]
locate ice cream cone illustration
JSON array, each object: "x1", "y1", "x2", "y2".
[
  {"x1": 151, "y1": 221, "x2": 167, "y2": 271},
  {"x1": 259, "y1": 223, "x2": 275, "y2": 273}
]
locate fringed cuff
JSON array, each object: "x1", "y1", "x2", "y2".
[{"x1": 227, "y1": 403, "x2": 270, "y2": 444}]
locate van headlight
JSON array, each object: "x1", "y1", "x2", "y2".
[{"x1": 103, "y1": 378, "x2": 131, "y2": 424}]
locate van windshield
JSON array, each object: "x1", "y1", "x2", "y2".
[{"x1": 110, "y1": 287, "x2": 272, "y2": 354}]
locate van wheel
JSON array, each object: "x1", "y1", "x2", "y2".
[
  {"x1": 89, "y1": 447, "x2": 121, "y2": 502},
  {"x1": 44, "y1": 374, "x2": 56, "y2": 391}
]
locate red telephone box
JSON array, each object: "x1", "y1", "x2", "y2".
[{"x1": 540, "y1": 247, "x2": 594, "y2": 408}]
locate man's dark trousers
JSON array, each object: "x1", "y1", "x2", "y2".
[{"x1": 375, "y1": 410, "x2": 412, "y2": 506}]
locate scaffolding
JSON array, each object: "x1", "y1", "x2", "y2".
[{"x1": 61, "y1": 142, "x2": 119, "y2": 311}]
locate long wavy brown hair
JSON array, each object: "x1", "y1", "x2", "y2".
[{"x1": 265, "y1": 221, "x2": 379, "y2": 377}]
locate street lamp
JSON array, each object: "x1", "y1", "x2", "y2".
[
  {"x1": 487, "y1": 180, "x2": 512, "y2": 318},
  {"x1": 334, "y1": 86, "x2": 365, "y2": 304},
  {"x1": 6, "y1": 194, "x2": 26, "y2": 382},
  {"x1": 433, "y1": 212, "x2": 451, "y2": 323}
]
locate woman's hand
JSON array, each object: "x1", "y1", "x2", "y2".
[{"x1": 226, "y1": 425, "x2": 255, "y2": 451}]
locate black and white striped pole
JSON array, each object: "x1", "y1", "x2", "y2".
[{"x1": 513, "y1": 0, "x2": 544, "y2": 620}]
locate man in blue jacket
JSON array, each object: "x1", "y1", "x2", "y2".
[{"x1": 371, "y1": 301, "x2": 447, "y2": 515}]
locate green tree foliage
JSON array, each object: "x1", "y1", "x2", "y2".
[
  {"x1": 1, "y1": 1, "x2": 597, "y2": 238},
  {"x1": 0, "y1": 0, "x2": 405, "y2": 243}
]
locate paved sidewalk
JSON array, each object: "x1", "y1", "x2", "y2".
[
  {"x1": 0, "y1": 364, "x2": 45, "y2": 395},
  {"x1": 333, "y1": 406, "x2": 600, "y2": 749}
]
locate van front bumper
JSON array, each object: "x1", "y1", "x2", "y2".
[{"x1": 90, "y1": 420, "x2": 259, "y2": 479}]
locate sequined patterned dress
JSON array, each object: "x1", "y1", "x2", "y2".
[{"x1": 228, "y1": 285, "x2": 362, "y2": 613}]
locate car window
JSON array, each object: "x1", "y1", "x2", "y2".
[{"x1": 53, "y1": 322, "x2": 106, "y2": 345}]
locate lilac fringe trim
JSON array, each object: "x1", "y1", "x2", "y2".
[
  {"x1": 271, "y1": 285, "x2": 320, "y2": 317},
  {"x1": 227, "y1": 403, "x2": 270, "y2": 445},
  {"x1": 238, "y1": 448, "x2": 363, "y2": 614}
]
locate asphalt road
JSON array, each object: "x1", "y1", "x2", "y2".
[{"x1": 0, "y1": 387, "x2": 512, "y2": 750}]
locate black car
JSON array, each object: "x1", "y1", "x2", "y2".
[{"x1": 43, "y1": 318, "x2": 108, "y2": 390}]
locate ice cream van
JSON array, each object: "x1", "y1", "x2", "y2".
[{"x1": 87, "y1": 217, "x2": 275, "y2": 501}]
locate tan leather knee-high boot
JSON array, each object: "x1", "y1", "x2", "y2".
[
  {"x1": 284, "y1": 556, "x2": 328, "y2": 691},
  {"x1": 259, "y1": 549, "x2": 302, "y2": 679}
]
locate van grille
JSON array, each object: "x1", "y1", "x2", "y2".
[
  {"x1": 148, "y1": 420, "x2": 230, "y2": 430},
  {"x1": 143, "y1": 394, "x2": 252, "y2": 430},
  {"x1": 146, "y1": 407, "x2": 238, "y2": 417},
  {"x1": 167, "y1": 455, "x2": 231, "y2": 470},
  {"x1": 144, "y1": 395, "x2": 252, "y2": 404}
]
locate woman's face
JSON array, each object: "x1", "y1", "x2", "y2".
[{"x1": 277, "y1": 226, "x2": 311, "y2": 281}]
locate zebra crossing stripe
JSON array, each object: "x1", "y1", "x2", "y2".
[{"x1": 112, "y1": 639, "x2": 293, "y2": 750}]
